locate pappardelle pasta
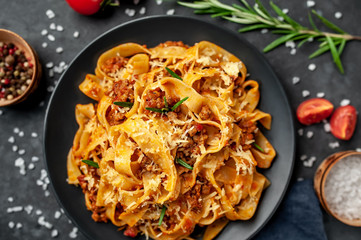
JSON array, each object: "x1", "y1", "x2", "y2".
[{"x1": 67, "y1": 41, "x2": 276, "y2": 240}]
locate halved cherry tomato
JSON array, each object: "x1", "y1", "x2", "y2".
[
  {"x1": 330, "y1": 105, "x2": 357, "y2": 140},
  {"x1": 65, "y1": 0, "x2": 117, "y2": 15},
  {"x1": 296, "y1": 98, "x2": 334, "y2": 125}
]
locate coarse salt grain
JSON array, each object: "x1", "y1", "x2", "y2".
[
  {"x1": 48, "y1": 34, "x2": 55, "y2": 42},
  {"x1": 8, "y1": 221, "x2": 15, "y2": 229},
  {"x1": 46, "y1": 9, "x2": 55, "y2": 19},
  {"x1": 12, "y1": 145, "x2": 18, "y2": 152},
  {"x1": 49, "y1": 69, "x2": 54, "y2": 78},
  {"x1": 42, "y1": 42, "x2": 48, "y2": 48},
  {"x1": 300, "y1": 154, "x2": 308, "y2": 161},
  {"x1": 306, "y1": 131, "x2": 314, "y2": 138},
  {"x1": 49, "y1": 23, "x2": 56, "y2": 30},
  {"x1": 317, "y1": 92, "x2": 325, "y2": 98},
  {"x1": 125, "y1": 8, "x2": 136, "y2": 17},
  {"x1": 139, "y1": 7, "x2": 146, "y2": 15},
  {"x1": 18, "y1": 149, "x2": 26, "y2": 155},
  {"x1": 28, "y1": 163, "x2": 35, "y2": 170},
  {"x1": 308, "y1": 63, "x2": 316, "y2": 71},
  {"x1": 8, "y1": 136, "x2": 15, "y2": 143},
  {"x1": 356, "y1": 148, "x2": 361, "y2": 152},
  {"x1": 73, "y1": 31, "x2": 79, "y2": 38},
  {"x1": 32, "y1": 156, "x2": 40, "y2": 162},
  {"x1": 282, "y1": 8, "x2": 289, "y2": 14},
  {"x1": 261, "y1": 29, "x2": 268, "y2": 34},
  {"x1": 166, "y1": 9, "x2": 175, "y2": 15},
  {"x1": 329, "y1": 141, "x2": 340, "y2": 149},
  {"x1": 55, "y1": 47, "x2": 63, "y2": 54},
  {"x1": 340, "y1": 99, "x2": 350, "y2": 106},
  {"x1": 324, "y1": 122, "x2": 331, "y2": 132},
  {"x1": 14, "y1": 127, "x2": 20, "y2": 134},
  {"x1": 46, "y1": 62, "x2": 54, "y2": 68},
  {"x1": 51, "y1": 229, "x2": 59, "y2": 238},
  {"x1": 298, "y1": 128, "x2": 304, "y2": 136},
  {"x1": 16, "y1": 222, "x2": 23, "y2": 229},
  {"x1": 8, "y1": 196, "x2": 14, "y2": 202},
  {"x1": 7, "y1": 206, "x2": 23, "y2": 213},
  {"x1": 18, "y1": 131, "x2": 24, "y2": 137},
  {"x1": 156, "y1": 0, "x2": 162, "y2": 5},
  {"x1": 290, "y1": 48, "x2": 297, "y2": 55},
  {"x1": 302, "y1": 90, "x2": 310, "y2": 97},
  {"x1": 41, "y1": 29, "x2": 48, "y2": 36},
  {"x1": 69, "y1": 227, "x2": 78, "y2": 239},
  {"x1": 24, "y1": 205, "x2": 33, "y2": 214},
  {"x1": 31, "y1": 132, "x2": 38, "y2": 138},
  {"x1": 0, "y1": 110, "x2": 3, "y2": 115},
  {"x1": 292, "y1": 76, "x2": 300, "y2": 85},
  {"x1": 335, "y1": 12, "x2": 342, "y2": 19},
  {"x1": 324, "y1": 155, "x2": 361, "y2": 220},
  {"x1": 307, "y1": 0, "x2": 315, "y2": 8},
  {"x1": 285, "y1": 40, "x2": 295, "y2": 48},
  {"x1": 54, "y1": 211, "x2": 61, "y2": 219},
  {"x1": 45, "y1": 190, "x2": 50, "y2": 197},
  {"x1": 56, "y1": 25, "x2": 64, "y2": 31},
  {"x1": 47, "y1": 86, "x2": 54, "y2": 92}
]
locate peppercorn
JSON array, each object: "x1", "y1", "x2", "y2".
[{"x1": 0, "y1": 41, "x2": 34, "y2": 101}]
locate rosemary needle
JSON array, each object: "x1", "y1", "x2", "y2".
[
  {"x1": 82, "y1": 160, "x2": 99, "y2": 168},
  {"x1": 113, "y1": 101, "x2": 134, "y2": 108},
  {"x1": 158, "y1": 205, "x2": 167, "y2": 226}
]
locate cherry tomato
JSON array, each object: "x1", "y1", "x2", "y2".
[
  {"x1": 330, "y1": 105, "x2": 357, "y2": 140},
  {"x1": 296, "y1": 98, "x2": 334, "y2": 125},
  {"x1": 65, "y1": 0, "x2": 103, "y2": 15}
]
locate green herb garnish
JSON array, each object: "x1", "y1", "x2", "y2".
[
  {"x1": 158, "y1": 205, "x2": 167, "y2": 226},
  {"x1": 253, "y1": 143, "x2": 265, "y2": 153},
  {"x1": 176, "y1": 158, "x2": 194, "y2": 170},
  {"x1": 178, "y1": 0, "x2": 361, "y2": 74},
  {"x1": 165, "y1": 67, "x2": 183, "y2": 81},
  {"x1": 113, "y1": 101, "x2": 134, "y2": 108},
  {"x1": 146, "y1": 97, "x2": 189, "y2": 113},
  {"x1": 82, "y1": 160, "x2": 99, "y2": 168}
]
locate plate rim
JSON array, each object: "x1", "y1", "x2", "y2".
[{"x1": 43, "y1": 15, "x2": 295, "y2": 240}]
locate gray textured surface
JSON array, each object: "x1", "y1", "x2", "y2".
[{"x1": 0, "y1": 0, "x2": 361, "y2": 239}]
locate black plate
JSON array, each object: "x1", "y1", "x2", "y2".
[{"x1": 44, "y1": 16, "x2": 295, "y2": 240}]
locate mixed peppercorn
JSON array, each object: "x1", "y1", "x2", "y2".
[{"x1": 0, "y1": 41, "x2": 33, "y2": 101}]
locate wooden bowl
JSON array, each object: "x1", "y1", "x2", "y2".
[
  {"x1": 0, "y1": 29, "x2": 42, "y2": 107},
  {"x1": 314, "y1": 150, "x2": 361, "y2": 227}
]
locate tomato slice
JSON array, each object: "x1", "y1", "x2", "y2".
[
  {"x1": 65, "y1": 0, "x2": 103, "y2": 15},
  {"x1": 330, "y1": 105, "x2": 357, "y2": 140},
  {"x1": 296, "y1": 98, "x2": 334, "y2": 125}
]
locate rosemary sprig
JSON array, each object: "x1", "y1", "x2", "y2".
[
  {"x1": 176, "y1": 158, "x2": 194, "y2": 170},
  {"x1": 158, "y1": 205, "x2": 167, "y2": 226},
  {"x1": 82, "y1": 160, "x2": 99, "y2": 168},
  {"x1": 113, "y1": 101, "x2": 134, "y2": 108},
  {"x1": 146, "y1": 96, "x2": 189, "y2": 113},
  {"x1": 178, "y1": 0, "x2": 361, "y2": 74},
  {"x1": 165, "y1": 67, "x2": 183, "y2": 81},
  {"x1": 253, "y1": 143, "x2": 265, "y2": 153}
]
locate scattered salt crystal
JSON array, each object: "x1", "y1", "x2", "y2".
[
  {"x1": 49, "y1": 23, "x2": 56, "y2": 30},
  {"x1": 19, "y1": 168, "x2": 26, "y2": 176},
  {"x1": 356, "y1": 148, "x2": 361, "y2": 152},
  {"x1": 46, "y1": 62, "x2": 54, "y2": 68},
  {"x1": 139, "y1": 7, "x2": 146, "y2": 15},
  {"x1": 73, "y1": 31, "x2": 79, "y2": 38},
  {"x1": 166, "y1": 9, "x2": 175, "y2": 15},
  {"x1": 335, "y1": 12, "x2": 342, "y2": 19},
  {"x1": 51, "y1": 229, "x2": 59, "y2": 238},
  {"x1": 41, "y1": 29, "x2": 48, "y2": 36},
  {"x1": 18, "y1": 131, "x2": 24, "y2": 137},
  {"x1": 31, "y1": 132, "x2": 38, "y2": 138},
  {"x1": 308, "y1": 37, "x2": 314, "y2": 42},
  {"x1": 306, "y1": 0, "x2": 315, "y2": 8},
  {"x1": 16, "y1": 222, "x2": 23, "y2": 229},
  {"x1": 292, "y1": 76, "x2": 300, "y2": 85},
  {"x1": 277, "y1": 16, "x2": 284, "y2": 21},
  {"x1": 282, "y1": 8, "x2": 289, "y2": 14},
  {"x1": 36, "y1": 209, "x2": 42, "y2": 215},
  {"x1": 317, "y1": 92, "x2": 325, "y2": 98},
  {"x1": 44, "y1": 221, "x2": 53, "y2": 229},
  {"x1": 55, "y1": 47, "x2": 63, "y2": 53},
  {"x1": 28, "y1": 163, "x2": 35, "y2": 170},
  {"x1": 297, "y1": 177, "x2": 304, "y2": 181},
  {"x1": 56, "y1": 25, "x2": 64, "y2": 32},
  {"x1": 7, "y1": 206, "x2": 23, "y2": 213},
  {"x1": 308, "y1": 63, "x2": 316, "y2": 71},
  {"x1": 8, "y1": 196, "x2": 14, "y2": 202},
  {"x1": 285, "y1": 40, "x2": 295, "y2": 48},
  {"x1": 302, "y1": 90, "x2": 310, "y2": 97},
  {"x1": 125, "y1": 8, "x2": 136, "y2": 17},
  {"x1": 47, "y1": 86, "x2": 54, "y2": 92},
  {"x1": 300, "y1": 155, "x2": 308, "y2": 161},
  {"x1": 8, "y1": 221, "x2": 15, "y2": 229},
  {"x1": 59, "y1": 61, "x2": 66, "y2": 68},
  {"x1": 69, "y1": 227, "x2": 78, "y2": 239},
  {"x1": 54, "y1": 211, "x2": 61, "y2": 219},
  {"x1": 324, "y1": 155, "x2": 361, "y2": 220},
  {"x1": 42, "y1": 42, "x2": 48, "y2": 48},
  {"x1": 156, "y1": 0, "x2": 162, "y2": 5},
  {"x1": 306, "y1": 131, "x2": 314, "y2": 138},
  {"x1": 340, "y1": 99, "x2": 350, "y2": 106},
  {"x1": 45, "y1": 190, "x2": 50, "y2": 197},
  {"x1": 8, "y1": 136, "x2": 15, "y2": 143},
  {"x1": 32, "y1": 156, "x2": 40, "y2": 162},
  {"x1": 48, "y1": 34, "x2": 55, "y2": 41},
  {"x1": 298, "y1": 128, "x2": 304, "y2": 136},
  {"x1": 290, "y1": 48, "x2": 297, "y2": 55},
  {"x1": 0, "y1": 110, "x2": 3, "y2": 115},
  {"x1": 60, "y1": 208, "x2": 64, "y2": 214},
  {"x1": 49, "y1": 69, "x2": 54, "y2": 78},
  {"x1": 329, "y1": 141, "x2": 340, "y2": 149},
  {"x1": 46, "y1": 9, "x2": 55, "y2": 19},
  {"x1": 24, "y1": 205, "x2": 33, "y2": 214},
  {"x1": 41, "y1": 169, "x2": 48, "y2": 180},
  {"x1": 324, "y1": 122, "x2": 331, "y2": 132},
  {"x1": 14, "y1": 127, "x2": 20, "y2": 134},
  {"x1": 18, "y1": 149, "x2": 26, "y2": 155},
  {"x1": 15, "y1": 157, "x2": 25, "y2": 167}
]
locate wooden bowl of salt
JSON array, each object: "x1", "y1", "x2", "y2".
[{"x1": 314, "y1": 151, "x2": 361, "y2": 227}]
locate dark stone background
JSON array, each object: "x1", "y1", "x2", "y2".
[{"x1": 1, "y1": 0, "x2": 360, "y2": 239}]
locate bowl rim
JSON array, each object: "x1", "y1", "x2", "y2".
[
  {"x1": 0, "y1": 28, "x2": 40, "y2": 107},
  {"x1": 315, "y1": 150, "x2": 361, "y2": 227}
]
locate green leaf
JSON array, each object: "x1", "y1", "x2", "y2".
[
  {"x1": 271, "y1": 29, "x2": 293, "y2": 34},
  {"x1": 176, "y1": 158, "x2": 194, "y2": 170},
  {"x1": 232, "y1": 3, "x2": 253, "y2": 14},
  {"x1": 253, "y1": 143, "x2": 265, "y2": 153},
  {"x1": 164, "y1": 96, "x2": 168, "y2": 109},
  {"x1": 309, "y1": 44, "x2": 330, "y2": 59},
  {"x1": 308, "y1": 12, "x2": 319, "y2": 32},
  {"x1": 326, "y1": 35, "x2": 344, "y2": 74},
  {"x1": 312, "y1": 10, "x2": 346, "y2": 34},
  {"x1": 158, "y1": 205, "x2": 167, "y2": 226},
  {"x1": 82, "y1": 160, "x2": 99, "y2": 169},
  {"x1": 239, "y1": 0, "x2": 255, "y2": 13},
  {"x1": 255, "y1": 0, "x2": 272, "y2": 19},
  {"x1": 165, "y1": 67, "x2": 182, "y2": 81},
  {"x1": 263, "y1": 33, "x2": 299, "y2": 52},
  {"x1": 211, "y1": 11, "x2": 233, "y2": 17},
  {"x1": 238, "y1": 24, "x2": 271, "y2": 33},
  {"x1": 113, "y1": 101, "x2": 133, "y2": 108},
  {"x1": 171, "y1": 97, "x2": 189, "y2": 111},
  {"x1": 338, "y1": 39, "x2": 346, "y2": 55},
  {"x1": 270, "y1": 1, "x2": 302, "y2": 29},
  {"x1": 177, "y1": 1, "x2": 211, "y2": 10},
  {"x1": 145, "y1": 107, "x2": 164, "y2": 113}
]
